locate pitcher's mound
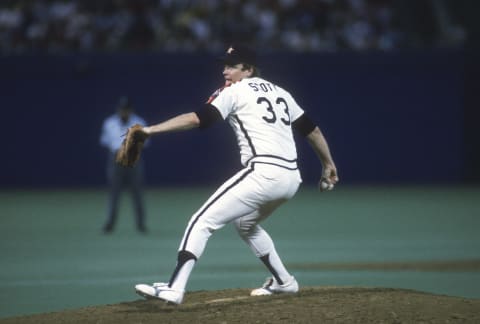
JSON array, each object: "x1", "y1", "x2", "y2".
[{"x1": 2, "y1": 287, "x2": 480, "y2": 323}]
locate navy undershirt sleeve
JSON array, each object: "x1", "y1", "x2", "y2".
[
  {"x1": 292, "y1": 114, "x2": 316, "y2": 137},
  {"x1": 196, "y1": 104, "x2": 223, "y2": 129}
]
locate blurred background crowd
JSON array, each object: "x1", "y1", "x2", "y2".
[{"x1": 0, "y1": 0, "x2": 469, "y2": 55}]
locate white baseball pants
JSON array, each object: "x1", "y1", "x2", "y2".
[{"x1": 179, "y1": 162, "x2": 302, "y2": 259}]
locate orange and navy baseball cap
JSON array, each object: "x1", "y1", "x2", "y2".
[{"x1": 219, "y1": 43, "x2": 257, "y2": 66}]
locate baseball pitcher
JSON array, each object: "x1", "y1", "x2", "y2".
[{"x1": 133, "y1": 44, "x2": 338, "y2": 304}]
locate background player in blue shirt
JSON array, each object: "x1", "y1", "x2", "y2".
[{"x1": 100, "y1": 96, "x2": 148, "y2": 234}]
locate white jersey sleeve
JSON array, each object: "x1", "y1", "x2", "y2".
[{"x1": 209, "y1": 86, "x2": 237, "y2": 119}]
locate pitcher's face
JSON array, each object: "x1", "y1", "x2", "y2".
[{"x1": 223, "y1": 63, "x2": 253, "y2": 85}]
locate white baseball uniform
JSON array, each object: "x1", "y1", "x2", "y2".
[{"x1": 169, "y1": 77, "x2": 306, "y2": 292}]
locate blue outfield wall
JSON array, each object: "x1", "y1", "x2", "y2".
[{"x1": 0, "y1": 49, "x2": 473, "y2": 187}]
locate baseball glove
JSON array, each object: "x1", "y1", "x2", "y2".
[{"x1": 115, "y1": 124, "x2": 149, "y2": 168}]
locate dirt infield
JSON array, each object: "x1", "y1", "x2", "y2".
[{"x1": 2, "y1": 287, "x2": 479, "y2": 324}]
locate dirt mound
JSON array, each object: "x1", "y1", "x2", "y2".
[{"x1": 2, "y1": 287, "x2": 479, "y2": 324}]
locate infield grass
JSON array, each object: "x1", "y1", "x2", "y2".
[{"x1": 0, "y1": 185, "x2": 479, "y2": 318}]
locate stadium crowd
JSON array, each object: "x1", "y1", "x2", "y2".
[{"x1": 0, "y1": 0, "x2": 466, "y2": 54}]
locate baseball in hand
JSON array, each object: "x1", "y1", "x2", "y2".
[{"x1": 320, "y1": 179, "x2": 334, "y2": 191}]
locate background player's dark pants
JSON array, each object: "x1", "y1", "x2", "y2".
[{"x1": 103, "y1": 153, "x2": 146, "y2": 232}]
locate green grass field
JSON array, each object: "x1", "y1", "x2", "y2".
[{"x1": 1, "y1": 186, "x2": 479, "y2": 319}]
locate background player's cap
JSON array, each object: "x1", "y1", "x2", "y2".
[
  {"x1": 117, "y1": 96, "x2": 132, "y2": 110},
  {"x1": 219, "y1": 43, "x2": 257, "y2": 66}
]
